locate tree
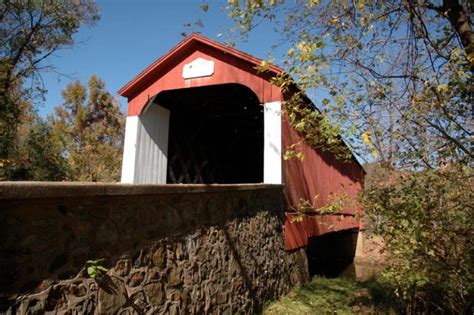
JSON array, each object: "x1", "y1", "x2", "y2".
[
  {"x1": 23, "y1": 117, "x2": 68, "y2": 180},
  {"x1": 0, "y1": 0, "x2": 99, "y2": 176},
  {"x1": 364, "y1": 166, "x2": 473, "y2": 313},
  {"x1": 220, "y1": 0, "x2": 473, "y2": 312},
  {"x1": 51, "y1": 75, "x2": 124, "y2": 182},
  {"x1": 0, "y1": 110, "x2": 70, "y2": 181},
  {"x1": 225, "y1": 0, "x2": 472, "y2": 169}
]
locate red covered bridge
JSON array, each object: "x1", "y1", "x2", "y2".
[{"x1": 118, "y1": 33, "x2": 365, "y2": 252}]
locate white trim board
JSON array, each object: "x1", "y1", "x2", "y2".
[
  {"x1": 121, "y1": 116, "x2": 139, "y2": 183},
  {"x1": 263, "y1": 101, "x2": 282, "y2": 184}
]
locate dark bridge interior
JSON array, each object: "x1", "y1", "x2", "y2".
[
  {"x1": 155, "y1": 84, "x2": 264, "y2": 184},
  {"x1": 306, "y1": 229, "x2": 358, "y2": 278}
]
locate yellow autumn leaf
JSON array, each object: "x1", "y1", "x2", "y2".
[
  {"x1": 291, "y1": 214, "x2": 305, "y2": 223},
  {"x1": 362, "y1": 131, "x2": 372, "y2": 146}
]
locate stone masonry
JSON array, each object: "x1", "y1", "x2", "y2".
[{"x1": 0, "y1": 183, "x2": 308, "y2": 314}]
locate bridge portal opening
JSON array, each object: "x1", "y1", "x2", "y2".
[
  {"x1": 155, "y1": 84, "x2": 264, "y2": 184},
  {"x1": 306, "y1": 229, "x2": 358, "y2": 278}
]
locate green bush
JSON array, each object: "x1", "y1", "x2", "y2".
[{"x1": 364, "y1": 166, "x2": 473, "y2": 314}]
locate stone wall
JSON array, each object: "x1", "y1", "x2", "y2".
[{"x1": 0, "y1": 183, "x2": 308, "y2": 314}]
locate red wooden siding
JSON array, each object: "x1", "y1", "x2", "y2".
[
  {"x1": 281, "y1": 113, "x2": 365, "y2": 250},
  {"x1": 284, "y1": 213, "x2": 361, "y2": 249},
  {"x1": 119, "y1": 33, "x2": 282, "y2": 116},
  {"x1": 119, "y1": 34, "x2": 365, "y2": 251}
]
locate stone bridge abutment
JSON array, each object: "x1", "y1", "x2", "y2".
[{"x1": 0, "y1": 183, "x2": 308, "y2": 314}]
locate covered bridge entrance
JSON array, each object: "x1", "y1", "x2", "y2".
[
  {"x1": 156, "y1": 83, "x2": 263, "y2": 184},
  {"x1": 118, "y1": 34, "x2": 365, "y2": 258}
]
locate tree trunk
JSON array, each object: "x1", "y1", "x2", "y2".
[{"x1": 442, "y1": 0, "x2": 474, "y2": 70}]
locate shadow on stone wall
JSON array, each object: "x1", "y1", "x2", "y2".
[{"x1": 0, "y1": 184, "x2": 308, "y2": 314}]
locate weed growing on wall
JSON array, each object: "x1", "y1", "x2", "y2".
[{"x1": 86, "y1": 259, "x2": 108, "y2": 279}]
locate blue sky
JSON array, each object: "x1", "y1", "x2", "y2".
[{"x1": 38, "y1": 0, "x2": 280, "y2": 117}]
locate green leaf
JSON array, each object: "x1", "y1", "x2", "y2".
[
  {"x1": 87, "y1": 266, "x2": 96, "y2": 278},
  {"x1": 200, "y1": 3, "x2": 209, "y2": 12}
]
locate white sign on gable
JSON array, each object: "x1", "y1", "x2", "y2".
[{"x1": 182, "y1": 58, "x2": 215, "y2": 79}]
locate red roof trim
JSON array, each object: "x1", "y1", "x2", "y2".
[{"x1": 118, "y1": 33, "x2": 283, "y2": 98}]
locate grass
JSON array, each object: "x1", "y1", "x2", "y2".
[{"x1": 264, "y1": 276, "x2": 398, "y2": 314}]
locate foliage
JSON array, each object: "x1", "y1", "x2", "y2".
[
  {"x1": 5, "y1": 116, "x2": 68, "y2": 180},
  {"x1": 0, "y1": 95, "x2": 34, "y2": 180},
  {"x1": 224, "y1": 0, "x2": 472, "y2": 169},
  {"x1": 364, "y1": 166, "x2": 474, "y2": 313},
  {"x1": 278, "y1": 85, "x2": 352, "y2": 161},
  {"x1": 264, "y1": 276, "x2": 400, "y2": 314},
  {"x1": 51, "y1": 75, "x2": 124, "y2": 182},
  {"x1": 0, "y1": 74, "x2": 124, "y2": 182},
  {"x1": 0, "y1": 76, "x2": 33, "y2": 169},
  {"x1": 23, "y1": 117, "x2": 68, "y2": 180},
  {"x1": 0, "y1": 0, "x2": 99, "y2": 175},
  {"x1": 86, "y1": 258, "x2": 107, "y2": 279},
  {"x1": 264, "y1": 276, "x2": 357, "y2": 314},
  {"x1": 219, "y1": 0, "x2": 473, "y2": 312},
  {"x1": 290, "y1": 192, "x2": 356, "y2": 227}
]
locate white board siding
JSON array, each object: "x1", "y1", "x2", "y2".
[
  {"x1": 263, "y1": 101, "x2": 282, "y2": 184},
  {"x1": 121, "y1": 116, "x2": 139, "y2": 183},
  {"x1": 120, "y1": 105, "x2": 170, "y2": 184}
]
